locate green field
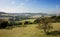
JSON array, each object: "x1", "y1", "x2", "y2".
[
  {"x1": 20, "y1": 19, "x2": 36, "y2": 22},
  {"x1": 0, "y1": 24, "x2": 60, "y2": 37}
]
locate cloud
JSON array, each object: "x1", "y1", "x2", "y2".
[
  {"x1": 0, "y1": 0, "x2": 28, "y2": 13},
  {"x1": 0, "y1": 0, "x2": 60, "y2": 14},
  {"x1": 0, "y1": 5, "x2": 29, "y2": 13}
]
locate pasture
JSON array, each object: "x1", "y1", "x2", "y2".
[
  {"x1": 19, "y1": 19, "x2": 36, "y2": 23},
  {"x1": 0, "y1": 23, "x2": 60, "y2": 37}
]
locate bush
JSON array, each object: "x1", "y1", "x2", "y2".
[
  {"x1": 0, "y1": 21, "x2": 8, "y2": 29},
  {"x1": 50, "y1": 16, "x2": 60, "y2": 22},
  {"x1": 46, "y1": 31, "x2": 60, "y2": 35},
  {"x1": 8, "y1": 21, "x2": 14, "y2": 26},
  {"x1": 29, "y1": 22, "x2": 33, "y2": 24},
  {"x1": 36, "y1": 17, "x2": 53, "y2": 33},
  {"x1": 34, "y1": 18, "x2": 41, "y2": 24},
  {"x1": 24, "y1": 21, "x2": 30, "y2": 25},
  {"x1": 19, "y1": 22, "x2": 22, "y2": 25}
]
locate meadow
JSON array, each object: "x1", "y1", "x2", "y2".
[
  {"x1": 0, "y1": 23, "x2": 60, "y2": 37},
  {"x1": 0, "y1": 16, "x2": 60, "y2": 37}
]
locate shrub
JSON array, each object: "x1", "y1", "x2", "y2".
[
  {"x1": 37, "y1": 17, "x2": 53, "y2": 33},
  {"x1": 34, "y1": 18, "x2": 41, "y2": 24},
  {"x1": 24, "y1": 21, "x2": 30, "y2": 25},
  {"x1": 0, "y1": 21, "x2": 8, "y2": 29},
  {"x1": 19, "y1": 22, "x2": 22, "y2": 25},
  {"x1": 46, "y1": 31, "x2": 60, "y2": 35}
]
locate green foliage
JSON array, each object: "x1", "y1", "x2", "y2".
[
  {"x1": 24, "y1": 21, "x2": 30, "y2": 25},
  {"x1": 46, "y1": 31, "x2": 60, "y2": 35},
  {"x1": 37, "y1": 17, "x2": 53, "y2": 33},
  {"x1": 34, "y1": 18, "x2": 41, "y2": 24},
  {"x1": 51, "y1": 16, "x2": 60, "y2": 22},
  {"x1": 0, "y1": 21, "x2": 8, "y2": 29}
]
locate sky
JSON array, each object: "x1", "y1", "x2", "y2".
[{"x1": 0, "y1": 0, "x2": 60, "y2": 14}]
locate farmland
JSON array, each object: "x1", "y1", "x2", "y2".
[
  {"x1": 0, "y1": 13, "x2": 60, "y2": 37},
  {"x1": 0, "y1": 0, "x2": 60, "y2": 37}
]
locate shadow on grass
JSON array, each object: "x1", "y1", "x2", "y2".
[
  {"x1": 46, "y1": 31, "x2": 60, "y2": 35},
  {"x1": 3, "y1": 25, "x2": 27, "y2": 30},
  {"x1": 0, "y1": 25, "x2": 28, "y2": 29}
]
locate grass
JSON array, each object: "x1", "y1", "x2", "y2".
[
  {"x1": 0, "y1": 24, "x2": 60, "y2": 37},
  {"x1": 20, "y1": 19, "x2": 36, "y2": 23},
  {"x1": 51, "y1": 23, "x2": 60, "y2": 31}
]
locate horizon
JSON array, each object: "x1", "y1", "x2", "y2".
[{"x1": 0, "y1": 0, "x2": 60, "y2": 14}]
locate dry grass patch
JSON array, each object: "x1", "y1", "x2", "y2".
[{"x1": 0, "y1": 23, "x2": 60, "y2": 37}]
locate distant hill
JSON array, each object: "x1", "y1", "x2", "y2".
[
  {"x1": 8, "y1": 13, "x2": 48, "y2": 16},
  {"x1": 0, "y1": 12, "x2": 56, "y2": 17},
  {"x1": 0, "y1": 12, "x2": 6, "y2": 14}
]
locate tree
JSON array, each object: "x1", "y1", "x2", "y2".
[
  {"x1": 0, "y1": 21, "x2": 8, "y2": 29},
  {"x1": 24, "y1": 21, "x2": 29, "y2": 25},
  {"x1": 34, "y1": 18, "x2": 41, "y2": 24},
  {"x1": 37, "y1": 17, "x2": 53, "y2": 33}
]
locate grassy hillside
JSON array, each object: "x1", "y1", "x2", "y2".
[
  {"x1": 51, "y1": 23, "x2": 60, "y2": 31},
  {"x1": 0, "y1": 24, "x2": 60, "y2": 37}
]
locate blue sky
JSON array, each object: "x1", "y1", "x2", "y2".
[{"x1": 0, "y1": 0, "x2": 60, "y2": 14}]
